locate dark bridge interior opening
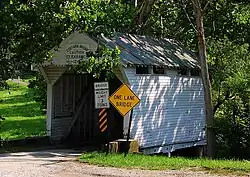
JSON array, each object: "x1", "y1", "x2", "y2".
[{"x1": 52, "y1": 73, "x2": 123, "y2": 146}]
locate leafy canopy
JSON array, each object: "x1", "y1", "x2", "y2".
[{"x1": 0, "y1": 0, "x2": 135, "y2": 86}]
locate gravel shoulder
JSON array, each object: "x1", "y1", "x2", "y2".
[{"x1": 0, "y1": 149, "x2": 246, "y2": 177}]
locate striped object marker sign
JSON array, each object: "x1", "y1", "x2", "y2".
[{"x1": 99, "y1": 108, "x2": 108, "y2": 132}]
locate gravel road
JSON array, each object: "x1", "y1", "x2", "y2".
[{"x1": 0, "y1": 149, "x2": 246, "y2": 177}]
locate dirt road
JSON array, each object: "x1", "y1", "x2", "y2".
[{"x1": 0, "y1": 149, "x2": 244, "y2": 177}]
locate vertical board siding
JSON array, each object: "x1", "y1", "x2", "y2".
[
  {"x1": 124, "y1": 67, "x2": 206, "y2": 151},
  {"x1": 51, "y1": 74, "x2": 89, "y2": 141}
]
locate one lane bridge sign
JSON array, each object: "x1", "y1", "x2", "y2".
[{"x1": 109, "y1": 84, "x2": 140, "y2": 117}]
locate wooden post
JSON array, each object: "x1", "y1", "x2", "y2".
[{"x1": 46, "y1": 83, "x2": 53, "y2": 137}]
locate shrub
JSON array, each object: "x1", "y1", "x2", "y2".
[
  {"x1": 28, "y1": 73, "x2": 47, "y2": 111},
  {"x1": 215, "y1": 93, "x2": 250, "y2": 159}
]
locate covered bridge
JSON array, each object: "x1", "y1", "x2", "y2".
[{"x1": 39, "y1": 31, "x2": 206, "y2": 154}]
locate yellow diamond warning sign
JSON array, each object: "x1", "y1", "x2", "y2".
[{"x1": 109, "y1": 84, "x2": 140, "y2": 117}]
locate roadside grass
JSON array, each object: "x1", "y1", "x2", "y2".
[
  {"x1": 79, "y1": 152, "x2": 250, "y2": 175},
  {"x1": 0, "y1": 81, "x2": 46, "y2": 140}
]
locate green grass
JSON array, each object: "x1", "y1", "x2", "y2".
[
  {"x1": 79, "y1": 152, "x2": 250, "y2": 175},
  {"x1": 0, "y1": 81, "x2": 46, "y2": 140}
]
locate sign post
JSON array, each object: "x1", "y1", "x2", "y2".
[
  {"x1": 108, "y1": 84, "x2": 140, "y2": 156},
  {"x1": 125, "y1": 109, "x2": 133, "y2": 157},
  {"x1": 94, "y1": 82, "x2": 110, "y2": 154}
]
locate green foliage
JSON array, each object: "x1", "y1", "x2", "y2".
[
  {"x1": 0, "y1": 0, "x2": 131, "y2": 114},
  {"x1": 215, "y1": 93, "x2": 250, "y2": 159},
  {"x1": 28, "y1": 74, "x2": 47, "y2": 110},
  {"x1": 0, "y1": 0, "x2": 249, "y2": 158},
  {"x1": 0, "y1": 0, "x2": 135, "y2": 88},
  {"x1": 64, "y1": 0, "x2": 136, "y2": 35},
  {"x1": 148, "y1": 0, "x2": 197, "y2": 48},
  {"x1": 27, "y1": 47, "x2": 120, "y2": 110},
  {"x1": 205, "y1": 1, "x2": 250, "y2": 44},
  {"x1": 206, "y1": 38, "x2": 250, "y2": 158},
  {"x1": 74, "y1": 47, "x2": 121, "y2": 80},
  {"x1": 144, "y1": 0, "x2": 250, "y2": 50},
  {"x1": 208, "y1": 38, "x2": 250, "y2": 96}
]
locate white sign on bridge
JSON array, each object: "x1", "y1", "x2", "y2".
[
  {"x1": 65, "y1": 44, "x2": 88, "y2": 64},
  {"x1": 94, "y1": 82, "x2": 110, "y2": 109}
]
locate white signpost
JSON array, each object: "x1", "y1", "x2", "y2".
[{"x1": 94, "y1": 82, "x2": 110, "y2": 109}]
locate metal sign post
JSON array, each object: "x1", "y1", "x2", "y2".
[
  {"x1": 108, "y1": 84, "x2": 140, "y2": 156},
  {"x1": 125, "y1": 109, "x2": 133, "y2": 157},
  {"x1": 94, "y1": 82, "x2": 110, "y2": 154}
]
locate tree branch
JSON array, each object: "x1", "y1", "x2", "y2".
[
  {"x1": 190, "y1": 0, "x2": 199, "y2": 9},
  {"x1": 181, "y1": 0, "x2": 198, "y2": 33},
  {"x1": 203, "y1": 0, "x2": 213, "y2": 11},
  {"x1": 213, "y1": 91, "x2": 234, "y2": 115}
]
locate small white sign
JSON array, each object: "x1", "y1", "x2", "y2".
[
  {"x1": 94, "y1": 82, "x2": 110, "y2": 109},
  {"x1": 94, "y1": 82, "x2": 109, "y2": 90}
]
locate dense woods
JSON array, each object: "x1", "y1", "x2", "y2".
[{"x1": 0, "y1": 0, "x2": 249, "y2": 158}]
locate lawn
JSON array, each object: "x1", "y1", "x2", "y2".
[
  {"x1": 79, "y1": 152, "x2": 250, "y2": 175},
  {"x1": 0, "y1": 81, "x2": 46, "y2": 140}
]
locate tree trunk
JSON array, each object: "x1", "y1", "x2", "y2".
[{"x1": 194, "y1": 0, "x2": 215, "y2": 158}]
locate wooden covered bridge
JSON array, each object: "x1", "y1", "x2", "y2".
[{"x1": 38, "y1": 31, "x2": 206, "y2": 154}]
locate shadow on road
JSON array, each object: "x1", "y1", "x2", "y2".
[{"x1": 0, "y1": 149, "x2": 83, "y2": 162}]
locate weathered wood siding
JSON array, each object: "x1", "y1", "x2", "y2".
[
  {"x1": 51, "y1": 74, "x2": 91, "y2": 142},
  {"x1": 43, "y1": 32, "x2": 97, "y2": 66},
  {"x1": 43, "y1": 66, "x2": 66, "y2": 84},
  {"x1": 124, "y1": 67, "x2": 206, "y2": 153}
]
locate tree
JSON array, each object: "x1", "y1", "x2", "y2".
[
  {"x1": 132, "y1": 0, "x2": 215, "y2": 157},
  {"x1": 134, "y1": 0, "x2": 250, "y2": 158},
  {"x1": 208, "y1": 38, "x2": 250, "y2": 115},
  {"x1": 0, "y1": 0, "x2": 136, "y2": 88},
  {"x1": 0, "y1": 0, "x2": 134, "y2": 144},
  {"x1": 208, "y1": 38, "x2": 250, "y2": 158},
  {"x1": 193, "y1": 0, "x2": 215, "y2": 158},
  {"x1": 130, "y1": 0, "x2": 156, "y2": 34},
  {"x1": 0, "y1": 1, "x2": 68, "y2": 88},
  {"x1": 1, "y1": 0, "x2": 249, "y2": 158}
]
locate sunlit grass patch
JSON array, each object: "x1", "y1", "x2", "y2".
[
  {"x1": 79, "y1": 152, "x2": 250, "y2": 174},
  {"x1": 0, "y1": 81, "x2": 46, "y2": 140}
]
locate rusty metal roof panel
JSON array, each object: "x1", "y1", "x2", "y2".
[
  {"x1": 102, "y1": 34, "x2": 199, "y2": 69},
  {"x1": 100, "y1": 35, "x2": 145, "y2": 67}
]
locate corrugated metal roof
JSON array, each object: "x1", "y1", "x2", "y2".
[{"x1": 101, "y1": 33, "x2": 200, "y2": 69}]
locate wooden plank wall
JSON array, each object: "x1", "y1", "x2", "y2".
[
  {"x1": 51, "y1": 74, "x2": 96, "y2": 143},
  {"x1": 124, "y1": 67, "x2": 206, "y2": 153}
]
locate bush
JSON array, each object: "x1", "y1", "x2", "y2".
[
  {"x1": 28, "y1": 73, "x2": 47, "y2": 111},
  {"x1": 215, "y1": 93, "x2": 250, "y2": 159}
]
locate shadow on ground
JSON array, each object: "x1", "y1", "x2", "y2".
[{"x1": 0, "y1": 147, "x2": 100, "y2": 163}]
